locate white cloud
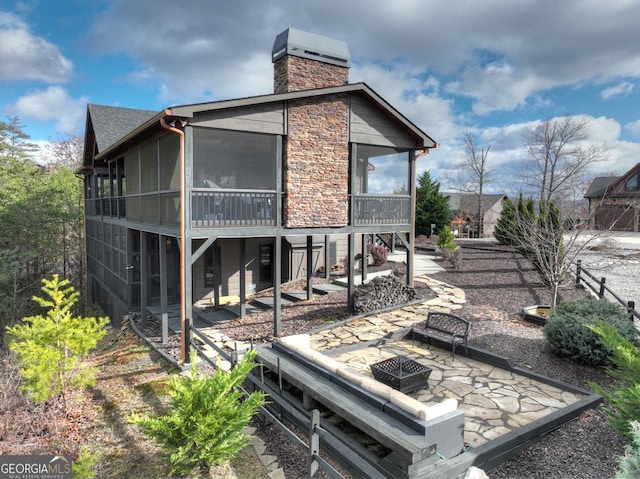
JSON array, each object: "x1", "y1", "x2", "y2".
[
  {"x1": 600, "y1": 82, "x2": 635, "y2": 100},
  {"x1": 0, "y1": 12, "x2": 72, "y2": 82},
  {"x1": 82, "y1": 0, "x2": 640, "y2": 115},
  {"x1": 7, "y1": 86, "x2": 87, "y2": 135},
  {"x1": 625, "y1": 119, "x2": 640, "y2": 136}
]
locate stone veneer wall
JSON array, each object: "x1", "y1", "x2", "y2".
[
  {"x1": 274, "y1": 54, "x2": 351, "y2": 228},
  {"x1": 274, "y1": 55, "x2": 348, "y2": 94},
  {"x1": 284, "y1": 95, "x2": 349, "y2": 227}
]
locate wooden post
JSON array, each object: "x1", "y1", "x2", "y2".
[
  {"x1": 140, "y1": 231, "x2": 148, "y2": 328},
  {"x1": 575, "y1": 259, "x2": 582, "y2": 285},
  {"x1": 309, "y1": 409, "x2": 320, "y2": 478},
  {"x1": 274, "y1": 235, "x2": 282, "y2": 336},
  {"x1": 361, "y1": 234, "x2": 368, "y2": 283},
  {"x1": 239, "y1": 239, "x2": 246, "y2": 318},
  {"x1": 324, "y1": 235, "x2": 330, "y2": 280},
  {"x1": 628, "y1": 301, "x2": 636, "y2": 321},
  {"x1": 159, "y1": 234, "x2": 168, "y2": 344},
  {"x1": 599, "y1": 277, "x2": 606, "y2": 299},
  {"x1": 347, "y1": 233, "x2": 355, "y2": 314},
  {"x1": 306, "y1": 235, "x2": 313, "y2": 300}
]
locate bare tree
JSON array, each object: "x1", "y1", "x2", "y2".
[
  {"x1": 495, "y1": 193, "x2": 626, "y2": 308},
  {"x1": 454, "y1": 132, "x2": 493, "y2": 236},
  {"x1": 524, "y1": 116, "x2": 608, "y2": 213}
]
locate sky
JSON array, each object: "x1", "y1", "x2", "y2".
[{"x1": 2, "y1": 0, "x2": 640, "y2": 196}]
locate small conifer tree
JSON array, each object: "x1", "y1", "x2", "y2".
[
  {"x1": 6, "y1": 275, "x2": 109, "y2": 406},
  {"x1": 130, "y1": 349, "x2": 266, "y2": 476}
]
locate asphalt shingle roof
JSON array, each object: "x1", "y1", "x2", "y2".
[{"x1": 88, "y1": 104, "x2": 157, "y2": 153}]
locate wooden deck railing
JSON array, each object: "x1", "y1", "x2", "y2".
[
  {"x1": 191, "y1": 189, "x2": 277, "y2": 227},
  {"x1": 353, "y1": 194, "x2": 411, "y2": 225}
]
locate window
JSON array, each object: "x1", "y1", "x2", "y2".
[
  {"x1": 353, "y1": 144, "x2": 410, "y2": 194},
  {"x1": 193, "y1": 128, "x2": 278, "y2": 190},
  {"x1": 259, "y1": 244, "x2": 273, "y2": 283},
  {"x1": 625, "y1": 172, "x2": 639, "y2": 191}
]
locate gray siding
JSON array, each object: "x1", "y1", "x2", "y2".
[
  {"x1": 349, "y1": 95, "x2": 418, "y2": 148},
  {"x1": 193, "y1": 238, "x2": 273, "y2": 301},
  {"x1": 190, "y1": 103, "x2": 285, "y2": 135}
]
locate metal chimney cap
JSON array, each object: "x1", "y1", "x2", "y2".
[{"x1": 272, "y1": 28, "x2": 351, "y2": 67}]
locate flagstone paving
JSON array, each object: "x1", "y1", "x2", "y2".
[
  {"x1": 193, "y1": 274, "x2": 586, "y2": 454},
  {"x1": 307, "y1": 275, "x2": 585, "y2": 449},
  {"x1": 328, "y1": 339, "x2": 584, "y2": 448}
]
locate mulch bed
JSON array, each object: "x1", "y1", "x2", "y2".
[
  {"x1": 431, "y1": 244, "x2": 626, "y2": 478},
  {"x1": 153, "y1": 244, "x2": 628, "y2": 478}
]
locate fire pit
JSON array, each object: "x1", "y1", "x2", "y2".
[
  {"x1": 522, "y1": 305, "x2": 551, "y2": 325},
  {"x1": 370, "y1": 355, "x2": 432, "y2": 393}
]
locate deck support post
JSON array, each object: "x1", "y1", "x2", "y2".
[{"x1": 159, "y1": 234, "x2": 169, "y2": 344}]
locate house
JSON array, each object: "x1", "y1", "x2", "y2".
[
  {"x1": 584, "y1": 163, "x2": 640, "y2": 231},
  {"x1": 78, "y1": 28, "x2": 437, "y2": 361},
  {"x1": 444, "y1": 192, "x2": 507, "y2": 238}
]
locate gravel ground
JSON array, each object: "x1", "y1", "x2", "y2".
[
  {"x1": 432, "y1": 245, "x2": 627, "y2": 479},
  {"x1": 145, "y1": 243, "x2": 636, "y2": 478}
]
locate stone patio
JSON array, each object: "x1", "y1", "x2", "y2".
[{"x1": 327, "y1": 338, "x2": 584, "y2": 450}]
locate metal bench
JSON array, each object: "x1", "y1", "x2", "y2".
[{"x1": 423, "y1": 312, "x2": 471, "y2": 358}]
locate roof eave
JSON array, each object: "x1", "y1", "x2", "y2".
[{"x1": 167, "y1": 82, "x2": 437, "y2": 149}]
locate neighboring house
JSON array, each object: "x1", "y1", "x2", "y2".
[
  {"x1": 584, "y1": 163, "x2": 640, "y2": 231},
  {"x1": 444, "y1": 192, "x2": 507, "y2": 238},
  {"x1": 78, "y1": 28, "x2": 437, "y2": 360}
]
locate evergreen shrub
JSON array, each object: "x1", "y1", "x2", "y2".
[
  {"x1": 131, "y1": 350, "x2": 266, "y2": 476},
  {"x1": 544, "y1": 299, "x2": 636, "y2": 366},
  {"x1": 437, "y1": 225, "x2": 456, "y2": 251},
  {"x1": 589, "y1": 321, "x2": 640, "y2": 439},
  {"x1": 6, "y1": 275, "x2": 109, "y2": 405},
  {"x1": 615, "y1": 421, "x2": 640, "y2": 478}
]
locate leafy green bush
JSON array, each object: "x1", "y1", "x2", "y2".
[
  {"x1": 589, "y1": 321, "x2": 640, "y2": 439},
  {"x1": 437, "y1": 225, "x2": 456, "y2": 251},
  {"x1": 544, "y1": 299, "x2": 636, "y2": 366},
  {"x1": 615, "y1": 421, "x2": 640, "y2": 478},
  {"x1": 72, "y1": 447, "x2": 99, "y2": 479},
  {"x1": 6, "y1": 275, "x2": 109, "y2": 405},
  {"x1": 131, "y1": 350, "x2": 266, "y2": 477}
]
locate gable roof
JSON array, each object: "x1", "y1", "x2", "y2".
[
  {"x1": 82, "y1": 82, "x2": 437, "y2": 168},
  {"x1": 445, "y1": 192, "x2": 507, "y2": 215},
  {"x1": 81, "y1": 104, "x2": 158, "y2": 171},
  {"x1": 89, "y1": 104, "x2": 158, "y2": 152},
  {"x1": 584, "y1": 176, "x2": 619, "y2": 198},
  {"x1": 584, "y1": 163, "x2": 640, "y2": 199}
]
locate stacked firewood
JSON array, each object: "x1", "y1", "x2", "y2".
[{"x1": 353, "y1": 274, "x2": 417, "y2": 313}]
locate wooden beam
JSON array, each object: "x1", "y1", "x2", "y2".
[{"x1": 191, "y1": 236, "x2": 216, "y2": 264}]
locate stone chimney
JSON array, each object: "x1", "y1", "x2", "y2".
[
  {"x1": 272, "y1": 28, "x2": 350, "y2": 94},
  {"x1": 273, "y1": 29, "x2": 351, "y2": 228}
]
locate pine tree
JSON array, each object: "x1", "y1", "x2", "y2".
[
  {"x1": 6, "y1": 275, "x2": 109, "y2": 406},
  {"x1": 415, "y1": 170, "x2": 451, "y2": 237},
  {"x1": 131, "y1": 350, "x2": 266, "y2": 476}
]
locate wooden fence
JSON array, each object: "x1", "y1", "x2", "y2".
[
  {"x1": 574, "y1": 259, "x2": 639, "y2": 321},
  {"x1": 188, "y1": 328, "x2": 380, "y2": 478}
]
